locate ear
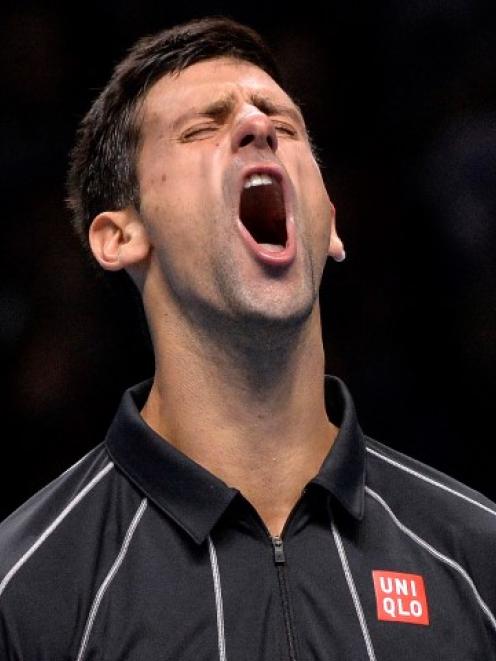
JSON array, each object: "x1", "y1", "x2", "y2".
[
  {"x1": 327, "y1": 200, "x2": 346, "y2": 262},
  {"x1": 89, "y1": 207, "x2": 151, "y2": 273}
]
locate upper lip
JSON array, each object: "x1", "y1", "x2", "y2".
[{"x1": 237, "y1": 162, "x2": 294, "y2": 227}]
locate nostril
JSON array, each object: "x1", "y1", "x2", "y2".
[
  {"x1": 238, "y1": 133, "x2": 276, "y2": 149},
  {"x1": 239, "y1": 134, "x2": 253, "y2": 148}
]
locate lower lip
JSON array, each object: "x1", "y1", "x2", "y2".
[{"x1": 236, "y1": 217, "x2": 297, "y2": 267}]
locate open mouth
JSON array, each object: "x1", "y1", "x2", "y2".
[{"x1": 239, "y1": 173, "x2": 287, "y2": 249}]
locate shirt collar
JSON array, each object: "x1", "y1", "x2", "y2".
[
  {"x1": 105, "y1": 374, "x2": 365, "y2": 545},
  {"x1": 310, "y1": 375, "x2": 366, "y2": 520}
]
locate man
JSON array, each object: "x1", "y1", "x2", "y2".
[{"x1": 1, "y1": 16, "x2": 496, "y2": 661}]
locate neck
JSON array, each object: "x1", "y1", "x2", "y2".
[{"x1": 140, "y1": 295, "x2": 337, "y2": 537}]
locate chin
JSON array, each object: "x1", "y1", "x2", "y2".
[{"x1": 235, "y1": 292, "x2": 316, "y2": 331}]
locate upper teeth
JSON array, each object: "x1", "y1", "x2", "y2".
[{"x1": 243, "y1": 173, "x2": 275, "y2": 189}]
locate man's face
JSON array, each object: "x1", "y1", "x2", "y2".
[{"x1": 136, "y1": 57, "x2": 337, "y2": 330}]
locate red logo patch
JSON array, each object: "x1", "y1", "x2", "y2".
[{"x1": 372, "y1": 570, "x2": 429, "y2": 625}]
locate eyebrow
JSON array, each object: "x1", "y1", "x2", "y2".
[{"x1": 171, "y1": 91, "x2": 306, "y2": 132}]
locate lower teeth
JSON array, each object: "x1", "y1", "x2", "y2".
[{"x1": 259, "y1": 243, "x2": 285, "y2": 253}]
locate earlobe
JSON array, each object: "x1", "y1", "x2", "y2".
[
  {"x1": 89, "y1": 209, "x2": 151, "y2": 272},
  {"x1": 329, "y1": 235, "x2": 346, "y2": 262},
  {"x1": 327, "y1": 202, "x2": 346, "y2": 262}
]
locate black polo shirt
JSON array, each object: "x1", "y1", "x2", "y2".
[{"x1": 1, "y1": 375, "x2": 496, "y2": 660}]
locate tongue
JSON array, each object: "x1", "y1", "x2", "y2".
[{"x1": 259, "y1": 243, "x2": 285, "y2": 252}]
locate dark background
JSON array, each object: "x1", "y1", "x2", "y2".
[{"x1": 1, "y1": 1, "x2": 495, "y2": 520}]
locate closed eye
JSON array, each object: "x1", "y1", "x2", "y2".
[
  {"x1": 274, "y1": 123, "x2": 298, "y2": 137},
  {"x1": 181, "y1": 126, "x2": 218, "y2": 141},
  {"x1": 181, "y1": 121, "x2": 298, "y2": 141}
]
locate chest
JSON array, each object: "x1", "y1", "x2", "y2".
[{"x1": 69, "y1": 513, "x2": 496, "y2": 661}]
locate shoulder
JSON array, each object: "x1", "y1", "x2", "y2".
[
  {"x1": 0, "y1": 443, "x2": 114, "y2": 580},
  {"x1": 364, "y1": 436, "x2": 496, "y2": 523},
  {"x1": 0, "y1": 444, "x2": 125, "y2": 656},
  {"x1": 363, "y1": 436, "x2": 496, "y2": 565}
]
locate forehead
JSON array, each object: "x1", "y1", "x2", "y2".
[{"x1": 140, "y1": 57, "x2": 303, "y2": 129}]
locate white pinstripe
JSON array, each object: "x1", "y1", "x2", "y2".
[
  {"x1": 0, "y1": 462, "x2": 114, "y2": 600},
  {"x1": 208, "y1": 536, "x2": 228, "y2": 661},
  {"x1": 366, "y1": 485, "x2": 496, "y2": 633},
  {"x1": 75, "y1": 498, "x2": 148, "y2": 661},
  {"x1": 59, "y1": 446, "x2": 103, "y2": 479},
  {"x1": 366, "y1": 446, "x2": 496, "y2": 518},
  {"x1": 331, "y1": 521, "x2": 377, "y2": 661}
]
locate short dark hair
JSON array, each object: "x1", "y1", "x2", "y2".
[{"x1": 66, "y1": 16, "x2": 284, "y2": 266}]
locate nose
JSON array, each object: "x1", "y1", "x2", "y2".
[{"x1": 231, "y1": 108, "x2": 278, "y2": 154}]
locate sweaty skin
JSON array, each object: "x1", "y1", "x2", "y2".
[{"x1": 89, "y1": 57, "x2": 345, "y2": 536}]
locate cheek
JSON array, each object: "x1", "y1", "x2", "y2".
[
  {"x1": 294, "y1": 155, "x2": 332, "y2": 243},
  {"x1": 140, "y1": 195, "x2": 202, "y2": 278},
  {"x1": 140, "y1": 156, "x2": 203, "y2": 248}
]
